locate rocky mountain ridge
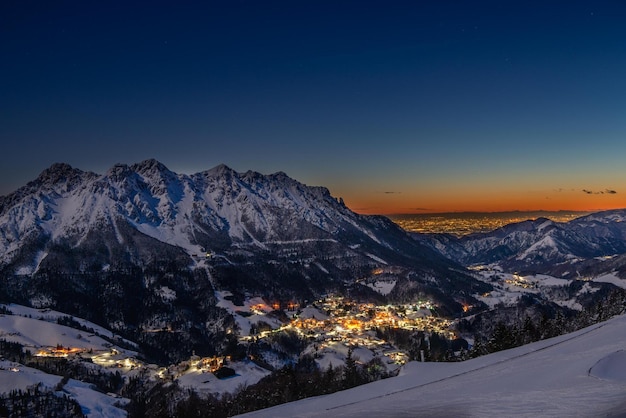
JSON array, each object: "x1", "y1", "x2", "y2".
[
  {"x1": 0, "y1": 160, "x2": 488, "y2": 363},
  {"x1": 415, "y1": 210, "x2": 626, "y2": 279}
]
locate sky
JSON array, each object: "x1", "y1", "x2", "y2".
[{"x1": 2, "y1": 1, "x2": 626, "y2": 214}]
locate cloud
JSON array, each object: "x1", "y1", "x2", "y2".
[
  {"x1": 412, "y1": 207, "x2": 431, "y2": 212},
  {"x1": 582, "y1": 189, "x2": 618, "y2": 195},
  {"x1": 379, "y1": 191, "x2": 401, "y2": 194}
]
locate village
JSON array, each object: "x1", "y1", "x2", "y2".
[
  {"x1": 240, "y1": 295, "x2": 457, "y2": 368},
  {"x1": 22, "y1": 295, "x2": 456, "y2": 388}
]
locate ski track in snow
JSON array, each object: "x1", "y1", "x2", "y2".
[
  {"x1": 238, "y1": 314, "x2": 626, "y2": 417},
  {"x1": 324, "y1": 321, "x2": 609, "y2": 412}
]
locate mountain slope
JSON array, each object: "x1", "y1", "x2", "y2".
[
  {"x1": 416, "y1": 211, "x2": 626, "y2": 278},
  {"x1": 0, "y1": 160, "x2": 488, "y2": 362},
  {"x1": 1, "y1": 159, "x2": 465, "y2": 270},
  {"x1": 239, "y1": 313, "x2": 626, "y2": 417}
]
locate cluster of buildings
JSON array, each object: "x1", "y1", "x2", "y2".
[
  {"x1": 298, "y1": 296, "x2": 455, "y2": 338},
  {"x1": 243, "y1": 295, "x2": 457, "y2": 367},
  {"x1": 504, "y1": 274, "x2": 537, "y2": 289},
  {"x1": 35, "y1": 345, "x2": 85, "y2": 358}
]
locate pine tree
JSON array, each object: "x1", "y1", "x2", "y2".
[{"x1": 343, "y1": 348, "x2": 360, "y2": 388}]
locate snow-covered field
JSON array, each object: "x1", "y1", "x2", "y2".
[
  {"x1": 0, "y1": 305, "x2": 135, "y2": 417},
  {"x1": 215, "y1": 291, "x2": 284, "y2": 336},
  {"x1": 594, "y1": 272, "x2": 626, "y2": 289},
  {"x1": 0, "y1": 361, "x2": 129, "y2": 417},
  {"x1": 0, "y1": 301, "x2": 273, "y2": 413},
  {"x1": 177, "y1": 359, "x2": 271, "y2": 395},
  {"x1": 238, "y1": 313, "x2": 626, "y2": 417},
  {"x1": 1, "y1": 303, "x2": 138, "y2": 350},
  {"x1": 0, "y1": 314, "x2": 132, "y2": 356},
  {"x1": 365, "y1": 280, "x2": 396, "y2": 295}
]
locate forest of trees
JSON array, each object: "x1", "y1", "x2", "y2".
[
  {"x1": 469, "y1": 288, "x2": 626, "y2": 358},
  {"x1": 0, "y1": 384, "x2": 84, "y2": 418},
  {"x1": 119, "y1": 350, "x2": 392, "y2": 418}
]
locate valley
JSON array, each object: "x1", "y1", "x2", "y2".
[{"x1": 1, "y1": 161, "x2": 626, "y2": 416}]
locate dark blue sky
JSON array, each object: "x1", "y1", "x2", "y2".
[{"x1": 2, "y1": 1, "x2": 626, "y2": 213}]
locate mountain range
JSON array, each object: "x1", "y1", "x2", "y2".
[
  {"x1": 2, "y1": 160, "x2": 626, "y2": 416},
  {"x1": 415, "y1": 211, "x2": 626, "y2": 279},
  {"x1": 0, "y1": 160, "x2": 487, "y2": 362}
]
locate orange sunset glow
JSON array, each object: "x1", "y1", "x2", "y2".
[{"x1": 340, "y1": 186, "x2": 626, "y2": 215}]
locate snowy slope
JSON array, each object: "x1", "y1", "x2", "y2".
[
  {"x1": 2, "y1": 303, "x2": 138, "y2": 349},
  {"x1": 0, "y1": 160, "x2": 484, "y2": 321},
  {"x1": 239, "y1": 314, "x2": 626, "y2": 417},
  {"x1": 0, "y1": 303, "x2": 265, "y2": 402},
  {"x1": 0, "y1": 305, "x2": 133, "y2": 417},
  {"x1": 0, "y1": 305, "x2": 137, "y2": 357},
  {"x1": 0, "y1": 159, "x2": 380, "y2": 266},
  {"x1": 0, "y1": 362, "x2": 128, "y2": 418},
  {"x1": 415, "y1": 210, "x2": 626, "y2": 269},
  {"x1": 0, "y1": 159, "x2": 451, "y2": 273}
]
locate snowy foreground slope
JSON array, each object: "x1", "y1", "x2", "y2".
[{"x1": 240, "y1": 314, "x2": 626, "y2": 417}]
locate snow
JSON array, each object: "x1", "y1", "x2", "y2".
[
  {"x1": 156, "y1": 286, "x2": 177, "y2": 301},
  {"x1": 474, "y1": 272, "x2": 578, "y2": 309},
  {"x1": 177, "y1": 360, "x2": 271, "y2": 396},
  {"x1": 312, "y1": 341, "x2": 351, "y2": 370},
  {"x1": 364, "y1": 253, "x2": 387, "y2": 265},
  {"x1": 238, "y1": 314, "x2": 626, "y2": 417},
  {"x1": 589, "y1": 350, "x2": 626, "y2": 383},
  {"x1": 529, "y1": 273, "x2": 571, "y2": 287},
  {"x1": 0, "y1": 361, "x2": 129, "y2": 417},
  {"x1": 299, "y1": 306, "x2": 329, "y2": 320},
  {"x1": 593, "y1": 272, "x2": 626, "y2": 289},
  {"x1": 2, "y1": 303, "x2": 138, "y2": 350},
  {"x1": 344, "y1": 218, "x2": 381, "y2": 244},
  {"x1": 537, "y1": 219, "x2": 553, "y2": 231},
  {"x1": 63, "y1": 379, "x2": 129, "y2": 417},
  {"x1": 313, "y1": 262, "x2": 329, "y2": 274},
  {"x1": 365, "y1": 280, "x2": 396, "y2": 295},
  {"x1": 15, "y1": 250, "x2": 47, "y2": 275},
  {"x1": 0, "y1": 361, "x2": 63, "y2": 393},
  {"x1": 215, "y1": 292, "x2": 283, "y2": 336},
  {"x1": 132, "y1": 221, "x2": 205, "y2": 259},
  {"x1": 0, "y1": 314, "x2": 137, "y2": 360},
  {"x1": 516, "y1": 234, "x2": 558, "y2": 260}
]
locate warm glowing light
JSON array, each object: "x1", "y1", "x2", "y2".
[{"x1": 35, "y1": 346, "x2": 84, "y2": 358}]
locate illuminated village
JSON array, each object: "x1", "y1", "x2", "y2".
[
  {"x1": 11, "y1": 293, "x2": 460, "y2": 392},
  {"x1": 239, "y1": 295, "x2": 457, "y2": 369}
]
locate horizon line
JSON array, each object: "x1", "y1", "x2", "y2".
[{"x1": 377, "y1": 209, "x2": 619, "y2": 216}]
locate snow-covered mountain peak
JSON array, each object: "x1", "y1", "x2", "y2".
[
  {"x1": 31, "y1": 163, "x2": 94, "y2": 192},
  {"x1": 0, "y1": 160, "x2": 411, "y2": 268},
  {"x1": 267, "y1": 170, "x2": 290, "y2": 180},
  {"x1": 131, "y1": 159, "x2": 178, "y2": 183},
  {"x1": 0, "y1": 159, "x2": 497, "y2": 338},
  {"x1": 37, "y1": 162, "x2": 79, "y2": 181},
  {"x1": 105, "y1": 163, "x2": 133, "y2": 182},
  {"x1": 418, "y1": 209, "x2": 626, "y2": 278},
  {"x1": 205, "y1": 163, "x2": 237, "y2": 178},
  {"x1": 574, "y1": 209, "x2": 626, "y2": 225},
  {"x1": 131, "y1": 158, "x2": 170, "y2": 173}
]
